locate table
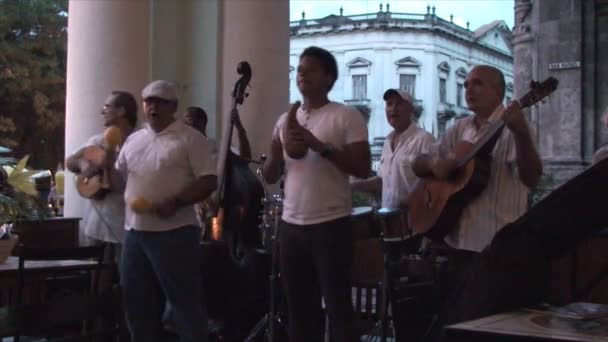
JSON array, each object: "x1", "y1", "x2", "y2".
[
  {"x1": 0, "y1": 256, "x2": 97, "y2": 274},
  {"x1": 445, "y1": 310, "x2": 608, "y2": 341}
]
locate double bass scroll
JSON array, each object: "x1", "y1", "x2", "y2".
[{"x1": 213, "y1": 62, "x2": 264, "y2": 263}]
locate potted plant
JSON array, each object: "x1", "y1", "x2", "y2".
[{"x1": 0, "y1": 146, "x2": 51, "y2": 259}]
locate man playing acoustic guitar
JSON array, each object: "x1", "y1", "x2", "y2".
[
  {"x1": 66, "y1": 90, "x2": 138, "y2": 266},
  {"x1": 411, "y1": 65, "x2": 544, "y2": 339},
  {"x1": 412, "y1": 65, "x2": 542, "y2": 252}
]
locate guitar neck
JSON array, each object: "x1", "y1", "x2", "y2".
[
  {"x1": 456, "y1": 104, "x2": 508, "y2": 166},
  {"x1": 458, "y1": 120, "x2": 506, "y2": 167}
]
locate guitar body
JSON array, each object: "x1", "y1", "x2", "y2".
[
  {"x1": 409, "y1": 141, "x2": 492, "y2": 240},
  {"x1": 75, "y1": 145, "x2": 111, "y2": 199}
]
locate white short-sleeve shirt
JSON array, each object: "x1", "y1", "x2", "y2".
[
  {"x1": 274, "y1": 102, "x2": 368, "y2": 225},
  {"x1": 116, "y1": 120, "x2": 217, "y2": 232},
  {"x1": 378, "y1": 124, "x2": 435, "y2": 209},
  {"x1": 72, "y1": 134, "x2": 126, "y2": 243}
]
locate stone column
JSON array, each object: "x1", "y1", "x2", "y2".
[
  {"x1": 512, "y1": 0, "x2": 535, "y2": 100},
  {"x1": 148, "y1": 0, "x2": 220, "y2": 138},
  {"x1": 218, "y1": 0, "x2": 290, "y2": 161},
  {"x1": 64, "y1": 1, "x2": 150, "y2": 221}
]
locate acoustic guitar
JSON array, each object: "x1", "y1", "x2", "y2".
[
  {"x1": 75, "y1": 145, "x2": 112, "y2": 199},
  {"x1": 408, "y1": 77, "x2": 559, "y2": 241}
]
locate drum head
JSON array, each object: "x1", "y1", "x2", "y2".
[
  {"x1": 351, "y1": 206, "x2": 377, "y2": 240},
  {"x1": 377, "y1": 207, "x2": 409, "y2": 240},
  {"x1": 377, "y1": 207, "x2": 401, "y2": 217},
  {"x1": 352, "y1": 206, "x2": 373, "y2": 217}
]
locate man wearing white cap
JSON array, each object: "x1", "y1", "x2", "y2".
[
  {"x1": 116, "y1": 80, "x2": 217, "y2": 342},
  {"x1": 352, "y1": 88, "x2": 435, "y2": 210}
]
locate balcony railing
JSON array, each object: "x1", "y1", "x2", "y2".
[{"x1": 345, "y1": 99, "x2": 371, "y2": 106}]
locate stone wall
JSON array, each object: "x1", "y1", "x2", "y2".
[{"x1": 514, "y1": 0, "x2": 608, "y2": 198}]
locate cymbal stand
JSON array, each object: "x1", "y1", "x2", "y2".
[
  {"x1": 245, "y1": 156, "x2": 284, "y2": 342},
  {"x1": 367, "y1": 209, "x2": 401, "y2": 342},
  {"x1": 374, "y1": 208, "x2": 419, "y2": 342}
]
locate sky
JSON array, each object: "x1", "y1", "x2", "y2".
[{"x1": 290, "y1": 0, "x2": 515, "y2": 31}]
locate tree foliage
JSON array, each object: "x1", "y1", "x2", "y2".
[{"x1": 0, "y1": 0, "x2": 68, "y2": 170}]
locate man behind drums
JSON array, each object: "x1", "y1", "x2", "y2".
[
  {"x1": 350, "y1": 89, "x2": 436, "y2": 341},
  {"x1": 351, "y1": 88, "x2": 435, "y2": 238}
]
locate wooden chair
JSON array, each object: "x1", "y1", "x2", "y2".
[
  {"x1": 0, "y1": 286, "x2": 127, "y2": 342},
  {"x1": 351, "y1": 238, "x2": 386, "y2": 341},
  {"x1": 16, "y1": 244, "x2": 106, "y2": 304},
  {"x1": 14, "y1": 244, "x2": 106, "y2": 341}
]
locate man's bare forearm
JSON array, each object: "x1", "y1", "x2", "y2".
[
  {"x1": 513, "y1": 132, "x2": 542, "y2": 188},
  {"x1": 351, "y1": 176, "x2": 381, "y2": 195},
  {"x1": 325, "y1": 141, "x2": 371, "y2": 179}
]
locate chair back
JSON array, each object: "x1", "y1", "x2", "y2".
[{"x1": 16, "y1": 244, "x2": 105, "y2": 305}]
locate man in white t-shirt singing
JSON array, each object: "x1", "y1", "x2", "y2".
[{"x1": 263, "y1": 46, "x2": 371, "y2": 342}]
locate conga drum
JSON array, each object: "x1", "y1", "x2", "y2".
[
  {"x1": 377, "y1": 207, "x2": 409, "y2": 241},
  {"x1": 350, "y1": 206, "x2": 377, "y2": 240},
  {"x1": 351, "y1": 207, "x2": 383, "y2": 285}
]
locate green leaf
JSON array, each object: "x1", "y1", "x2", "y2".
[{"x1": 13, "y1": 155, "x2": 29, "y2": 174}]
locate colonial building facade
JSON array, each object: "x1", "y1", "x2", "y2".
[{"x1": 289, "y1": 4, "x2": 514, "y2": 149}]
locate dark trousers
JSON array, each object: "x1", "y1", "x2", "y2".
[
  {"x1": 121, "y1": 225, "x2": 208, "y2": 342},
  {"x1": 279, "y1": 217, "x2": 357, "y2": 342}
]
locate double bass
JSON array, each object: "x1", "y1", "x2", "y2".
[{"x1": 214, "y1": 61, "x2": 264, "y2": 263}]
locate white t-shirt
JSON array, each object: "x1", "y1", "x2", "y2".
[
  {"x1": 73, "y1": 134, "x2": 126, "y2": 243},
  {"x1": 433, "y1": 108, "x2": 531, "y2": 252},
  {"x1": 378, "y1": 124, "x2": 435, "y2": 208},
  {"x1": 274, "y1": 102, "x2": 368, "y2": 225},
  {"x1": 116, "y1": 120, "x2": 217, "y2": 232}
]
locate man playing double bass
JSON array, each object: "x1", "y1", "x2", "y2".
[{"x1": 263, "y1": 46, "x2": 370, "y2": 342}]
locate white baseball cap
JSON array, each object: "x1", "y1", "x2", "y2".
[
  {"x1": 383, "y1": 88, "x2": 414, "y2": 104},
  {"x1": 141, "y1": 80, "x2": 178, "y2": 101}
]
